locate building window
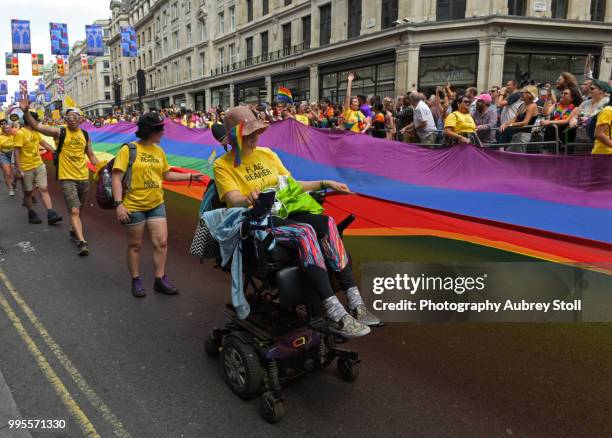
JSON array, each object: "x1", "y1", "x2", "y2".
[
  {"x1": 272, "y1": 76, "x2": 310, "y2": 102},
  {"x1": 320, "y1": 62, "x2": 395, "y2": 103},
  {"x1": 347, "y1": 0, "x2": 362, "y2": 38},
  {"x1": 218, "y1": 12, "x2": 225, "y2": 35},
  {"x1": 163, "y1": 37, "x2": 168, "y2": 56},
  {"x1": 591, "y1": 0, "x2": 606, "y2": 21},
  {"x1": 175, "y1": 61, "x2": 180, "y2": 83},
  {"x1": 247, "y1": 0, "x2": 253, "y2": 22},
  {"x1": 282, "y1": 23, "x2": 291, "y2": 55},
  {"x1": 261, "y1": 31, "x2": 268, "y2": 60},
  {"x1": 229, "y1": 6, "x2": 236, "y2": 31},
  {"x1": 199, "y1": 52, "x2": 205, "y2": 76},
  {"x1": 217, "y1": 47, "x2": 225, "y2": 68},
  {"x1": 229, "y1": 43, "x2": 236, "y2": 65},
  {"x1": 381, "y1": 0, "x2": 398, "y2": 29},
  {"x1": 263, "y1": 0, "x2": 269, "y2": 15},
  {"x1": 186, "y1": 57, "x2": 191, "y2": 80},
  {"x1": 199, "y1": 20, "x2": 207, "y2": 41},
  {"x1": 507, "y1": 0, "x2": 526, "y2": 16},
  {"x1": 186, "y1": 24, "x2": 192, "y2": 44},
  {"x1": 105, "y1": 91, "x2": 111, "y2": 100},
  {"x1": 319, "y1": 4, "x2": 331, "y2": 46},
  {"x1": 437, "y1": 0, "x2": 466, "y2": 21},
  {"x1": 103, "y1": 60, "x2": 110, "y2": 69},
  {"x1": 173, "y1": 30, "x2": 179, "y2": 50},
  {"x1": 551, "y1": 0, "x2": 568, "y2": 19},
  {"x1": 185, "y1": 0, "x2": 190, "y2": 13},
  {"x1": 302, "y1": 15, "x2": 311, "y2": 49},
  {"x1": 171, "y1": 2, "x2": 178, "y2": 19},
  {"x1": 104, "y1": 75, "x2": 111, "y2": 86},
  {"x1": 285, "y1": 0, "x2": 291, "y2": 5},
  {"x1": 245, "y1": 37, "x2": 253, "y2": 62}
]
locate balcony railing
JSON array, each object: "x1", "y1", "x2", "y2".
[{"x1": 210, "y1": 42, "x2": 308, "y2": 77}]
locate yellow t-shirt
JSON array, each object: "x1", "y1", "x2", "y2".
[
  {"x1": 592, "y1": 106, "x2": 612, "y2": 155},
  {"x1": 13, "y1": 128, "x2": 44, "y2": 171},
  {"x1": 295, "y1": 114, "x2": 310, "y2": 126},
  {"x1": 444, "y1": 111, "x2": 476, "y2": 134},
  {"x1": 112, "y1": 142, "x2": 170, "y2": 212},
  {"x1": 110, "y1": 118, "x2": 118, "y2": 124},
  {"x1": 0, "y1": 133, "x2": 15, "y2": 152},
  {"x1": 59, "y1": 128, "x2": 89, "y2": 181},
  {"x1": 342, "y1": 109, "x2": 366, "y2": 133},
  {"x1": 213, "y1": 146, "x2": 290, "y2": 205}
]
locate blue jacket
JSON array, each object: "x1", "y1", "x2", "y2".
[{"x1": 202, "y1": 208, "x2": 275, "y2": 319}]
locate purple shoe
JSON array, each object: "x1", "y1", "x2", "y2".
[
  {"x1": 131, "y1": 277, "x2": 146, "y2": 298},
  {"x1": 154, "y1": 275, "x2": 179, "y2": 295}
]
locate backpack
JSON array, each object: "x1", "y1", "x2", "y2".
[
  {"x1": 95, "y1": 142, "x2": 137, "y2": 210},
  {"x1": 53, "y1": 127, "x2": 89, "y2": 180}
]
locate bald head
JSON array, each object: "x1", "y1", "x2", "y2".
[{"x1": 408, "y1": 91, "x2": 421, "y2": 105}]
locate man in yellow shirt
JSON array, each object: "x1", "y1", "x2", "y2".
[
  {"x1": 21, "y1": 100, "x2": 99, "y2": 255},
  {"x1": 593, "y1": 105, "x2": 612, "y2": 155},
  {"x1": 0, "y1": 120, "x2": 16, "y2": 197},
  {"x1": 13, "y1": 110, "x2": 62, "y2": 225}
]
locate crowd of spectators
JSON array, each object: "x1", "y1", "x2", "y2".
[{"x1": 36, "y1": 71, "x2": 612, "y2": 155}]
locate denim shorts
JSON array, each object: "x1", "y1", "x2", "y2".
[
  {"x1": 0, "y1": 151, "x2": 11, "y2": 165},
  {"x1": 126, "y1": 203, "x2": 166, "y2": 227}
]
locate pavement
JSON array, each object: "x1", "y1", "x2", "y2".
[{"x1": 0, "y1": 173, "x2": 611, "y2": 438}]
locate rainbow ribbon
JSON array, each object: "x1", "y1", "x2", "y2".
[{"x1": 229, "y1": 121, "x2": 244, "y2": 167}]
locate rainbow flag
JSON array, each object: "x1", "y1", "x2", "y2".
[
  {"x1": 276, "y1": 87, "x2": 293, "y2": 103},
  {"x1": 83, "y1": 120, "x2": 612, "y2": 269}
]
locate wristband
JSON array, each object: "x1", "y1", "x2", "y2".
[
  {"x1": 114, "y1": 200, "x2": 123, "y2": 207},
  {"x1": 320, "y1": 180, "x2": 326, "y2": 190}
]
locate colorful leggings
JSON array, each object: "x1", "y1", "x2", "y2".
[{"x1": 272, "y1": 213, "x2": 355, "y2": 299}]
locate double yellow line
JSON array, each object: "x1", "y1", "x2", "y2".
[{"x1": 0, "y1": 267, "x2": 130, "y2": 437}]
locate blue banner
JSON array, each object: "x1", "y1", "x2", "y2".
[
  {"x1": 86, "y1": 25, "x2": 104, "y2": 56},
  {"x1": 11, "y1": 19, "x2": 31, "y2": 53},
  {"x1": 44, "y1": 92, "x2": 52, "y2": 102},
  {"x1": 0, "y1": 80, "x2": 7, "y2": 95},
  {"x1": 14, "y1": 92, "x2": 21, "y2": 103},
  {"x1": 28, "y1": 92, "x2": 37, "y2": 102},
  {"x1": 49, "y1": 23, "x2": 69, "y2": 56},
  {"x1": 0, "y1": 96, "x2": 6, "y2": 103},
  {"x1": 120, "y1": 26, "x2": 137, "y2": 57}
]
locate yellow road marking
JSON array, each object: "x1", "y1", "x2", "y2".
[
  {"x1": 0, "y1": 267, "x2": 131, "y2": 438},
  {"x1": 0, "y1": 286, "x2": 100, "y2": 437}
]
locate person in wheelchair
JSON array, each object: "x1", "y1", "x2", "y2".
[{"x1": 213, "y1": 106, "x2": 380, "y2": 338}]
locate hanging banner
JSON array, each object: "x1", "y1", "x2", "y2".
[
  {"x1": 56, "y1": 56, "x2": 66, "y2": 76},
  {"x1": 5, "y1": 53, "x2": 19, "y2": 75},
  {"x1": 85, "y1": 25, "x2": 104, "y2": 56},
  {"x1": 18, "y1": 80, "x2": 28, "y2": 100},
  {"x1": 11, "y1": 19, "x2": 31, "y2": 53},
  {"x1": 31, "y1": 54, "x2": 44, "y2": 76},
  {"x1": 36, "y1": 78, "x2": 46, "y2": 93},
  {"x1": 44, "y1": 92, "x2": 52, "y2": 102},
  {"x1": 28, "y1": 92, "x2": 37, "y2": 102},
  {"x1": 49, "y1": 23, "x2": 69, "y2": 56},
  {"x1": 80, "y1": 54, "x2": 88, "y2": 74},
  {"x1": 52, "y1": 109, "x2": 60, "y2": 120},
  {"x1": 120, "y1": 26, "x2": 137, "y2": 57},
  {"x1": 57, "y1": 79, "x2": 65, "y2": 95},
  {"x1": 88, "y1": 56, "x2": 95, "y2": 72},
  {"x1": 13, "y1": 92, "x2": 20, "y2": 104},
  {"x1": 0, "y1": 80, "x2": 7, "y2": 95},
  {"x1": 0, "y1": 96, "x2": 6, "y2": 103}
]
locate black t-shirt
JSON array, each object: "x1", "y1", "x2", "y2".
[{"x1": 396, "y1": 106, "x2": 413, "y2": 130}]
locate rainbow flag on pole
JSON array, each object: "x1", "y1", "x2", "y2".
[{"x1": 276, "y1": 87, "x2": 293, "y2": 103}]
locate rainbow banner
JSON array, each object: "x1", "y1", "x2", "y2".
[
  {"x1": 276, "y1": 87, "x2": 293, "y2": 103},
  {"x1": 31, "y1": 53, "x2": 44, "y2": 76},
  {"x1": 5, "y1": 53, "x2": 19, "y2": 75},
  {"x1": 83, "y1": 119, "x2": 612, "y2": 268}
]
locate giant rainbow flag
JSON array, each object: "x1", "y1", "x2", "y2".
[{"x1": 84, "y1": 119, "x2": 612, "y2": 269}]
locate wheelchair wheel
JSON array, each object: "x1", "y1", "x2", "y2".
[
  {"x1": 222, "y1": 336, "x2": 263, "y2": 400},
  {"x1": 337, "y1": 358, "x2": 359, "y2": 382},
  {"x1": 260, "y1": 391, "x2": 285, "y2": 423},
  {"x1": 204, "y1": 334, "x2": 221, "y2": 358}
]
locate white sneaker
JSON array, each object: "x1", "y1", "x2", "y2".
[{"x1": 8, "y1": 190, "x2": 15, "y2": 197}]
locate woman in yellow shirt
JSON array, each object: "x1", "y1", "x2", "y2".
[
  {"x1": 342, "y1": 72, "x2": 371, "y2": 134},
  {"x1": 444, "y1": 95, "x2": 477, "y2": 144},
  {"x1": 112, "y1": 112, "x2": 204, "y2": 297},
  {"x1": 213, "y1": 106, "x2": 379, "y2": 338},
  {"x1": 0, "y1": 121, "x2": 15, "y2": 196}
]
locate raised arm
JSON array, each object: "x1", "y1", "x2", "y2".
[
  {"x1": 344, "y1": 72, "x2": 355, "y2": 110},
  {"x1": 19, "y1": 99, "x2": 61, "y2": 139}
]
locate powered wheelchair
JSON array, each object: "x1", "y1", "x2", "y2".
[{"x1": 201, "y1": 180, "x2": 364, "y2": 423}]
